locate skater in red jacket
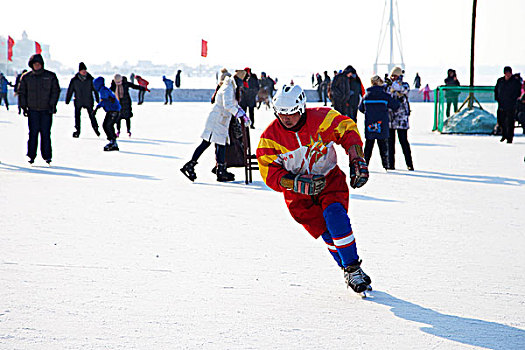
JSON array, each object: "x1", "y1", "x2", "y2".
[
  {"x1": 135, "y1": 75, "x2": 150, "y2": 104},
  {"x1": 256, "y1": 85, "x2": 372, "y2": 294}
]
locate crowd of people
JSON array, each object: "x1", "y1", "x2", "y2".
[
  {"x1": 6, "y1": 54, "x2": 189, "y2": 162},
  {"x1": 179, "y1": 67, "x2": 278, "y2": 182},
  {"x1": 311, "y1": 66, "x2": 414, "y2": 171},
  {"x1": 2, "y1": 53, "x2": 524, "y2": 295},
  {"x1": 3, "y1": 52, "x2": 524, "y2": 169}
]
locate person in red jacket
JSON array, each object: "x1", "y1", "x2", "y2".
[
  {"x1": 256, "y1": 85, "x2": 372, "y2": 295},
  {"x1": 135, "y1": 75, "x2": 150, "y2": 104}
]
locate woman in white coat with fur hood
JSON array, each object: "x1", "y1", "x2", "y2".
[{"x1": 180, "y1": 69, "x2": 248, "y2": 182}]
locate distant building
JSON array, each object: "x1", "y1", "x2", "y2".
[{"x1": 0, "y1": 31, "x2": 52, "y2": 74}]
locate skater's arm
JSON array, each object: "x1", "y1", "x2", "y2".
[
  {"x1": 256, "y1": 137, "x2": 291, "y2": 192},
  {"x1": 93, "y1": 83, "x2": 100, "y2": 103},
  {"x1": 49, "y1": 73, "x2": 60, "y2": 114},
  {"x1": 65, "y1": 79, "x2": 74, "y2": 104},
  {"x1": 127, "y1": 82, "x2": 143, "y2": 91},
  {"x1": 328, "y1": 111, "x2": 363, "y2": 151}
]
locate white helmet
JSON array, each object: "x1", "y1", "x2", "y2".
[{"x1": 272, "y1": 85, "x2": 306, "y2": 115}]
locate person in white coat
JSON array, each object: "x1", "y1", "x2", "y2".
[{"x1": 180, "y1": 69, "x2": 248, "y2": 182}]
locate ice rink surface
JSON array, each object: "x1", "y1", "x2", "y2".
[{"x1": 0, "y1": 101, "x2": 524, "y2": 349}]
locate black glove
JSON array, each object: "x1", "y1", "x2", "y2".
[
  {"x1": 281, "y1": 173, "x2": 326, "y2": 195},
  {"x1": 348, "y1": 144, "x2": 369, "y2": 189},
  {"x1": 350, "y1": 157, "x2": 369, "y2": 188}
]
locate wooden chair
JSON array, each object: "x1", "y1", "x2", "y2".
[{"x1": 241, "y1": 126, "x2": 258, "y2": 184}]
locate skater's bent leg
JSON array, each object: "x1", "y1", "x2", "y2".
[
  {"x1": 191, "y1": 140, "x2": 211, "y2": 162},
  {"x1": 87, "y1": 105, "x2": 99, "y2": 130},
  {"x1": 103, "y1": 112, "x2": 117, "y2": 141},
  {"x1": 321, "y1": 232, "x2": 343, "y2": 268},
  {"x1": 323, "y1": 202, "x2": 359, "y2": 267}
]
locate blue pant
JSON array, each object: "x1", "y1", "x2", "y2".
[
  {"x1": 27, "y1": 110, "x2": 53, "y2": 161},
  {"x1": 321, "y1": 203, "x2": 359, "y2": 268}
]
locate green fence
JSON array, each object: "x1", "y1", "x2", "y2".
[{"x1": 433, "y1": 85, "x2": 496, "y2": 132}]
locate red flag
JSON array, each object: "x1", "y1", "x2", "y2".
[
  {"x1": 201, "y1": 39, "x2": 207, "y2": 58},
  {"x1": 7, "y1": 36, "x2": 15, "y2": 62},
  {"x1": 35, "y1": 41, "x2": 42, "y2": 54}
]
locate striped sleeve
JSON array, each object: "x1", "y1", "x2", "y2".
[
  {"x1": 319, "y1": 110, "x2": 363, "y2": 151},
  {"x1": 256, "y1": 137, "x2": 290, "y2": 192}
]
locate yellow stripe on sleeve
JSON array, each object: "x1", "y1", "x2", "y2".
[
  {"x1": 335, "y1": 118, "x2": 361, "y2": 138},
  {"x1": 317, "y1": 109, "x2": 341, "y2": 133},
  {"x1": 257, "y1": 154, "x2": 279, "y2": 182},
  {"x1": 257, "y1": 138, "x2": 290, "y2": 154}
]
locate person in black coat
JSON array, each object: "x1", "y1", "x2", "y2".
[
  {"x1": 348, "y1": 71, "x2": 363, "y2": 122},
  {"x1": 111, "y1": 74, "x2": 143, "y2": 137},
  {"x1": 18, "y1": 54, "x2": 60, "y2": 165},
  {"x1": 495, "y1": 66, "x2": 522, "y2": 143},
  {"x1": 321, "y1": 71, "x2": 331, "y2": 106},
  {"x1": 14, "y1": 69, "x2": 27, "y2": 114},
  {"x1": 240, "y1": 67, "x2": 260, "y2": 129},
  {"x1": 175, "y1": 70, "x2": 181, "y2": 88},
  {"x1": 413, "y1": 73, "x2": 421, "y2": 89},
  {"x1": 444, "y1": 69, "x2": 460, "y2": 117},
  {"x1": 313, "y1": 73, "x2": 323, "y2": 102},
  {"x1": 331, "y1": 65, "x2": 354, "y2": 118},
  {"x1": 65, "y1": 62, "x2": 100, "y2": 137},
  {"x1": 358, "y1": 75, "x2": 400, "y2": 170}
]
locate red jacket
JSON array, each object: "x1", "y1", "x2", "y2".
[
  {"x1": 136, "y1": 76, "x2": 150, "y2": 91},
  {"x1": 256, "y1": 107, "x2": 362, "y2": 192}
]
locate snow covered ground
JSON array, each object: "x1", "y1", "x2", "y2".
[{"x1": 0, "y1": 101, "x2": 524, "y2": 349}]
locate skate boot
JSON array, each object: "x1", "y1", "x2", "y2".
[
  {"x1": 116, "y1": 131, "x2": 120, "y2": 138},
  {"x1": 103, "y1": 140, "x2": 119, "y2": 151},
  {"x1": 72, "y1": 131, "x2": 80, "y2": 138},
  {"x1": 216, "y1": 163, "x2": 235, "y2": 182},
  {"x1": 128, "y1": 131, "x2": 132, "y2": 137},
  {"x1": 343, "y1": 260, "x2": 371, "y2": 293},
  {"x1": 180, "y1": 160, "x2": 197, "y2": 182}
]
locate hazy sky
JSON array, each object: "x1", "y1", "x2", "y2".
[{"x1": 3, "y1": 0, "x2": 524, "y2": 85}]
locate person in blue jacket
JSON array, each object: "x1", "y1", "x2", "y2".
[
  {"x1": 0, "y1": 73, "x2": 14, "y2": 110},
  {"x1": 358, "y1": 75, "x2": 399, "y2": 170},
  {"x1": 163, "y1": 75, "x2": 174, "y2": 104},
  {"x1": 93, "y1": 77, "x2": 121, "y2": 151}
]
